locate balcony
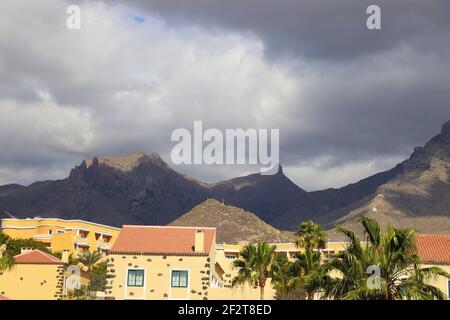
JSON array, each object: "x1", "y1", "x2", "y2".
[
  {"x1": 73, "y1": 236, "x2": 89, "y2": 247},
  {"x1": 97, "y1": 241, "x2": 112, "y2": 250},
  {"x1": 33, "y1": 234, "x2": 52, "y2": 241}
]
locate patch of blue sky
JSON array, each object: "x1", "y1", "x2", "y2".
[{"x1": 133, "y1": 15, "x2": 145, "y2": 24}]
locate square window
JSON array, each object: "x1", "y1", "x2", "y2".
[
  {"x1": 127, "y1": 269, "x2": 144, "y2": 287},
  {"x1": 171, "y1": 270, "x2": 188, "y2": 288}
]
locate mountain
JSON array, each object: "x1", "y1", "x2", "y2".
[
  {"x1": 0, "y1": 152, "x2": 208, "y2": 226},
  {"x1": 0, "y1": 121, "x2": 449, "y2": 235},
  {"x1": 207, "y1": 166, "x2": 306, "y2": 223},
  {"x1": 169, "y1": 199, "x2": 292, "y2": 243},
  {"x1": 273, "y1": 121, "x2": 450, "y2": 234},
  {"x1": 0, "y1": 152, "x2": 303, "y2": 228},
  {"x1": 271, "y1": 164, "x2": 403, "y2": 229},
  {"x1": 323, "y1": 120, "x2": 450, "y2": 237}
]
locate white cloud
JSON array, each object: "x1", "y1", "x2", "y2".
[
  {"x1": 0, "y1": 93, "x2": 93, "y2": 163},
  {"x1": 284, "y1": 156, "x2": 405, "y2": 191}
]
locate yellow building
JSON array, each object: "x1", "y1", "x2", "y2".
[
  {"x1": 1, "y1": 218, "x2": 121, "y2": 254},
  {"x1": 106, "y1": 225, "x2": 350, "y2": 300},
  {"x1": 0, "y1": 248, "x2": 93, "y2": 300},
  {"x1": 212, "y1": 241, "x2": 349, "y2": 300},
  {"x1": 0, "y1": 249, "x2": 65, "y2": 300},
  {"x1": 416, "y1": 234, "x2": 450, "y2": 299},
  {"x1": 220, "y1": 241, "x2": 348, "y2": 261},
  {"x1": 106, "y1": 225, "x2": 223, "y2": 300},
  {"x1": 212, "y1": 243, "x2": 276, "y2": 300},
  {"x1": 217, "y1": 241, "x2": 349, "y2": 283}
]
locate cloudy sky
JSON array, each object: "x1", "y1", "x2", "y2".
[{"x1": 0, "y1": 0, "x2": 449, "y2": 190}]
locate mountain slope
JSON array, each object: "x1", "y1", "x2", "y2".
[
  {"x1": 169, "y1": 199, "x2": 292, "y2": 243},
  {"x1": 324, "y1": 121, "x2": 450, "y2": 236},
  {"x1": 271, "y1": 164, "x2": 403, "y2": 229}
]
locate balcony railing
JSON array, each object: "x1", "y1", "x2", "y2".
[
  {"x1": 97, "y1": 241, "x2": 112, "y2": 250},
  {"x1": 33, "y1": 234, "x2": 52, "y2": 241},
  {"x1": 73, "y1": 236, "x2": 89, "y2": 246}
]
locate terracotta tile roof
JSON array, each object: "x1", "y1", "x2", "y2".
[
  {"x1": 110, "y1": 225, "x2": 216, "y2": 256},
  {"x1": 13, "y1": 249, "x2": 63, "y2": 265},
  {"x1": 416, "y1": 234, "x2": 450, "y2": 265},
  {"x1": 0, "y1": 294, "x2": 9, "y2": 300}
]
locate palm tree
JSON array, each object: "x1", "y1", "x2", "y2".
[
  {"x1": 295, "y1": 220, "x2": 326, "y2": 250},
  {"x1": 320, "y1": 217, "x2": 449, "y2": 300},
  {"x1": 289, "y1": 220, "x2": 328, "y2": 300},
  {"x1": 270, "y1": 253, "x2": 299, "y2": 299},
  {"x1": 232, "y1": 242, "x2": 282, "y2": 300},
  {"x1": 77, "y1": 250, "x2": 102, "y2": 272},
  {"x1": 290, "y1": 248, "x2": 323, "y2": 300}
]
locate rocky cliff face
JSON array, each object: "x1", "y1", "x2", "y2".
[{"x1": 0, "y1": 152, "x2": 207, "y2": 226}]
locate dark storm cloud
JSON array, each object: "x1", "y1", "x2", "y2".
[
  {"x1": 279, "y1": 48, "x2": 450, "y2": 166},
  {"x1": 106, "y1": 0, "x2": 450, "y2": 169},
  {"x1": 108, "y1": 0, "x2": 450, "y2": 61}
]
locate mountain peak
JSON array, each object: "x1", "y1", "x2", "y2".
[
  {"x1": 148, "y1": 152, "x2": 165, "y2": 163},
  {"x1": 442, "y1": 120, "x2": 450, "y2": 133},
  {"x1": 277, "y1": 164, "x2": 284, "y2": 175},
  {"x1": 84, "y1": 151, "x2": 166, "y2": 172},
  {"x1": 401, "y1": 120, "x2": 450, "y2": 172},
  {"x1": 432, "y1": 120, "x2": 450, "y2": 142}
]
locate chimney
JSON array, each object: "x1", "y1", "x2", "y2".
[
  {"x1": 20, "y1": 248, "x2": 33, "y2": 254},
  {"x1": 194, "y1": 229, "x2": 205, "y2": 253},
  {"x1": 61, "y1": 250, "x2": 70, "y2": 264}
]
